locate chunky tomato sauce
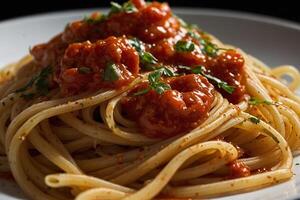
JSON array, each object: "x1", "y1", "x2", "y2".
[
  {"x1": 122, "y1": 74, "x2": 214, "y2": 138},
  {"x1": 30, "y1": 0, "x2": 246, "y2": 138}
]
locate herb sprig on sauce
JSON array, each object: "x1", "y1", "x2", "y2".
[
  {"x1": 174, "y1": 41, "x2": 195, "y2": 52},
  {"x1": 128, "y1": 38, "x2": 159, "y2": 70},
  {"x1": 16, "y1": 66, "x2": 53, "y2": 99},
  {"x1": 133, "y1": 67, "x2": 175, "y2": 96},
  {"x1": 110, "y1": 1, "x2": 137, "y2": 15},
  {"x1": 178, "y1": 65, "x2": 235, "y2": 94},
  {"x1": 103, "y1": 62, "x2": 120, "y2": 81}
]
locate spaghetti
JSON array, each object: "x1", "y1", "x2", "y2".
[{"x1": 0, "y1": 0, "x2": 300, "y2": 199}]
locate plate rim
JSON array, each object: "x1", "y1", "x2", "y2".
[
  {"x1": 0, "y1": 7, "x2": 299, "y2": 32},
  {"x1": 0, "y1": 7, "x2": 299, "y2": 200}
]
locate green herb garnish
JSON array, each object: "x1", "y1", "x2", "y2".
[
  {"x1": 128, "y1": 38, "x2": 158, "y2": 69},
  {"x1": 103, "y1": 62, "x2": 120, "y2": 81},
  {"x1": 78, "y1": 67, "x2": 92, "y2": 74},
  {"x1": 16, "y1": 66, "x2": 53, "y2": 98},
  {"x1": 191, "y1": 66, "x2": 235, "y2": 94},
  {"x1": 110, "y1": 1, "x2": 137, "y2": 15},
  {"x1": 133, "y1": 68, "x2": 174, "y2": 96},
  {"x1": 249, "y1": 116, "x2": 260, "y2": 124},
  {"x1": 140, "y1": 52, "x2": 158, "y2": 65},
  {"x1": 249, "y1": 97, "x2": 273, "y2": 106},
  {"x1": 174, "y1": 40, "x2": 195, "y2": 52},
  {"x1": 83, "y1": 14, "x2": 106, "y2": 24}
]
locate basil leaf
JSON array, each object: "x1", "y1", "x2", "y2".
[
  {"x1": 103, "y1": 62, "x2": 120, "y2": 81},
  {"x1": 174, "y1": 40, "x2": 195, "y2": 52}
]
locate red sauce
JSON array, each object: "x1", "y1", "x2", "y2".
[
  {"x1": 121, "y1": 74, "x2": 214, "y2": 138},
  {"x1": 58, "y1": 36, "x2": 139, "y2": 95},
  {"x1": 228, "y1": 161, "x2": 251, "y2": 178},
  {"x1": 30, "y1": 0, "x2": 246, "y2": 137}
]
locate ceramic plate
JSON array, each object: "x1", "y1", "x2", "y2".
[{"x1": 0, "y1": 8, "x2": 299, "y2": 200}]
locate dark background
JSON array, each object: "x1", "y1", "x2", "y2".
[{"x1": 0, "y1": 0, "x2": 299, "y2": 23}]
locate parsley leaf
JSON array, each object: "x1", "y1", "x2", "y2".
[
  {"x1": 83, "y1": 14, "x2": 106, "y2": 25},
  {"x1": 134, "y1": 67, "x2": 174, "y2": 96},
  {"x1": 249, "y1": 97, "x2": 273, "y2": 106},
  {"x1": 78, "y1": 67, "x2": 92, "y2": 74},
  {"x1": 128, "y1": 38, "x2": 158, "y2": 70},
  {"x1": 110, "y1": 1, "x2": 137, "y2": 15},
  {"x1": 187, "y1": 31, "x2": 201, "y2": 40},
  {"x1": 128, "y1": 38, "x2": 143, "y2": 53},
  {"x1": 16, "y1": 66, "x2": 53, "y2": 98},
  {"x1": 174, "y1": 40, "x2": 195, "y2": 52},
  {"x1": 200, "y1": 39, "x2": 219, "y2": 57},
  {"x1": 191, "y1": 66, "x2": 235, "y2": 94},
  {"x1": 249, "y1": 116, "x2": 260, "y2": 124},
  {"x1": 103, "y1": 62, "x2": 120, "y2": 81},
  {"x1": 140, "y1": 52, "x2": 158, "y2": 65}
]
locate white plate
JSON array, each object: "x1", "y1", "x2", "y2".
[{"x1": 0, "y1": 8, "x2": 300, "y2": 200}]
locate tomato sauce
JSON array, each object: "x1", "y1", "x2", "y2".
[
  {"x1": 228, "y1": 161, "x2": 251, "y2": 178},
  {"x1": 121, "y1": 74, "x2": 214, "y2": 138},
  {"x1": 59, "y1": 36, "x2": 139, "y2": 95},
  {"x1": 30, "y1": 0, "x2": 246, "y2": 138}
]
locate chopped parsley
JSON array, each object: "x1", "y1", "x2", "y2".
[
  {"x1": 249, "y1": 97, "x2": 273, "y2": 106},
  {"x1": 133, "y1": 67, "x2": 174, "y2": 96},
  {"x1": 16, "y1": 66, "x2": 53, "y2": 99},
  {"x1": 140, "y1": 52, "x2": 158, "y2": 65},
  {"x1": 110, "y1": 1, "x2": 137, "y2": 15},
  {"x1": 191, "y1": 66, "x2": 235, "y2": 94},
  {"x1": 200, "y1": 39, "x2": 219, "y2": 57},
  {"x1": 83, "y1": 14, "x2": 106, "y2": 24},
  {"x1": 103, "y1": 62, "x2": 120, "y2": 81},
  {"x1": 249, "y1": 116, "x2": 260, "y2": 124},
  {"x1": 78, "y1": 67, "x2": 92, "y2": 74},
  {"x1": 128, "y1": 38, "x2": 158, "y2": 69},
  {"x1": 174, "y1": 40, "x2": 195, "y2": 52},
  {"x1": 187, "y1": 31, "x2": 229, "y2": 57}
]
